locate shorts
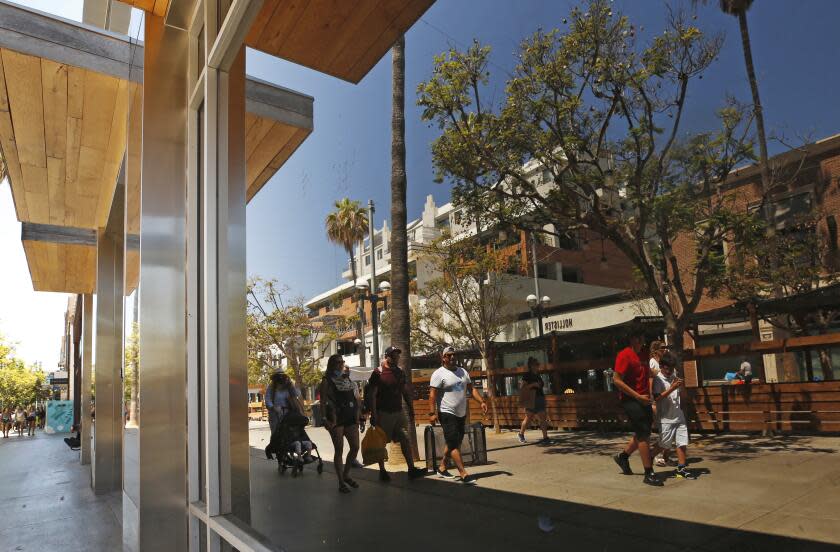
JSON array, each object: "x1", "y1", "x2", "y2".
[
  {"x1": 621, "y1": 399, "x2": 653, "y2": 439},
  {"x1": 377, "y1": 410, "x2": 409, "y2": 443},
  {"x1": 438, "y1": 412, "x2": 466, "y2": 450},
  {"x1": 527, "y1": 395, "x2": 546, "y2": 414},
  {"x1": 658, "y1": 422, "x2": 689, "y2": 450}
]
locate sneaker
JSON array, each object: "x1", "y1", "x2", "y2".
[
  {"x1": 408, "y1": 467, "x2": 427, "y2": 479},
  {"x1": 676, "y1": 467, "x2": 697, "y2": 480},
  {"x1": 436, "y1": 468, "x2": 455, "y2": 479},
  {"x1": 350, "y1": 459, "x2": 364, "y2": 469},
  {"x1": 654, "y1": 457, "x2": 666, "y2": 467},
  {"x1": 517, "y1": 433, "x2": 526, "y2": 444},
  {"x1": 459, "y1": 474, "x2": 477, "y2": 485},
  {"x1": 643, "y1": 472, "x2": 664, "y2": 487},
  {"x1": 379, "y1": 470, "x2": 391, "y2": 482},
  {"x1": 613, "y1": 454, "x2": 633, "y2": 475},
  {"x1": 537, "y1": 437, "x2": 551, "y2": 445},
  {"x1": 666, "y1": 458, "x2": 679, "y2": 467}
]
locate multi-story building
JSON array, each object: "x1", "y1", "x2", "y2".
[
  {"x1": 673, "y1": 133, "x2": 840, "y2": 386},
  {"x1": 306, "y1": 184, "x2": 639, "y2": 369}
]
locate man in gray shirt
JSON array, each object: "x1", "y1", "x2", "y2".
[{"x1": 428, "y1": 346, "x2": 487, "y2": 484}]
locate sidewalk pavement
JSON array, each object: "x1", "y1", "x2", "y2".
[
  {"x1": 249, "y1": 422, "x2": 840, "y2": 551},
  {"x1": 0, "y1": 432, "x2": 122, "y2": 552}
]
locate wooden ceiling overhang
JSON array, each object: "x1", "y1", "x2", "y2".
[
  {"x1": 0, "y1": 2, "x2": 313, "y2": 293},
  {"x1": 123, "y1": 0, "x2": 435, "y2": 83}
]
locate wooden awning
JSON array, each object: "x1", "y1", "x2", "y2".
[
  {"x1": 122, "y1": 0, "x2": 435, "y2": 83},
  {"x1": 0, "y1": 2, "x2": 313, "y2": 293}
]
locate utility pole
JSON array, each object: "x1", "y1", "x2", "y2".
[{"x1": 368, "y1": 200, "x2": 380, "y2": 366}]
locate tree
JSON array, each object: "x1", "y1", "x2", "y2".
[
  {"x1": 0, "y1": 333, "x2": 44, "y2": 408},
  {"x1": 325, "y1": 198, "x2": 369, "y2": 365},
  {"x1": 417, "y1": 1, "x2": 758, "y2": 355},
  {"x1": 411, "y1": 235, "x2": 518, "y2": 431},
  {"x1": 124, "y1": 322, "x2": 139, "y2": 425},
  {"x1": 388, "y1": 35, "x2": 419, "y2": 458},
  {"x1": 246, "y1": 278, "x2": 351, "y2": 390}
]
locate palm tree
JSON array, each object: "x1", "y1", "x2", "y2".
[
  {"x1": 325, "y1": 198, "x2": 369, "y2": 363},
  {"x1": 389, "y1": 35, "x2": 419, "y2": 459}
]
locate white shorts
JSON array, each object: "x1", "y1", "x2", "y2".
[{"x1": 659, "y1": 422, "x2": 689, "y2": 450}]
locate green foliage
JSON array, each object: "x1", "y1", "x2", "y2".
[
  {"x1": 417, "y1": 0, "x2": 759, "y2": 346},
  {"x1": 0, "y1": 333, "x2": 44, "y2": 408},
  {"x1": 247, "y1": 278, "x2": 354, "y2": 389},
  {"x1": 325, "y1": 198, "x2": 369, "y2": 284},
  {"x1": 409, "y1": 235, "x2": 517, "y2": 356}
]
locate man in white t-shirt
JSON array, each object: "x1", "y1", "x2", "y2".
[{"x1": 428, "y1": 346, "x2": 487, "y2": 485}]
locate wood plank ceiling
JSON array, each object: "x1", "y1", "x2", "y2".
[
  {"x1": 245, "y1": 0, "x2": 435, "y2": 83},
  {"x1": 124, "y1": 0, "x2": 434, "y2": 83}
]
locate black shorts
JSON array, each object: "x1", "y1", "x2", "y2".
[
  {"x1": 439, "y1": 412, "x2": 466, "y2": 450},
  {"x1": 621, "y1": 399, "x2": 653, "y2": 439}
]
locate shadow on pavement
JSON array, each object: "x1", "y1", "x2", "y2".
[{"x1": 248, "y1": 445, "x2": 838, "y2": 552}]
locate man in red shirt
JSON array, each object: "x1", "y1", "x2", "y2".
[
  {"x1": 612, "y1": 329, "x2": 663, "y2": 486},
  {"x1": 368, "y1": 346, "x2": 427, "y2": 481}
]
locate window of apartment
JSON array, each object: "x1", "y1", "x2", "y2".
[
  {"x1": 537, "y1": 263, "x2": 558, "y2": 280},
  {"x1": 555, "y1": 229, "x2": 581, "y2": 250},
  {"x1": 377, "y1": 249, "x2": 383, "y2": 260},
  {"x1": 365, "y1": 255, "x2": 370, "y2": 266},
  {"x1": 561, "y1": 266, "x2": 583, "y2": 283}
]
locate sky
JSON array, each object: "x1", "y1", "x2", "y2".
[{"x1": 1, "y1": 0, "x2": 839, "y2": 369}]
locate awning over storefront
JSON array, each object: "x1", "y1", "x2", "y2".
[{"x1": 0, "y1": 1, "x2": 313, "y2": 293}]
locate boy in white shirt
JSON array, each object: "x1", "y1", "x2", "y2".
[{"x1": 651, "y1": 352, "x2": 696, "y2": 479}]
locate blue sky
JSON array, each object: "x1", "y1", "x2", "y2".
[
  {"x1": 1, "y1": 0, "x2": 839, "y2": 368},
  {"x1": 244, "y1": 0, "x2": 840, "y2": 303}
]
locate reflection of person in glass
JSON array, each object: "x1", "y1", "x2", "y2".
[
  {"x1": 319, "y1": 354, "x2": 361, "y2": 494},
  {"x1": 518, "y1": 357, "x2": 549, "y2": 444}
]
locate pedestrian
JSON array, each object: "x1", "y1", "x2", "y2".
[
  {"x1": 518, "y1": 357, "x2": 549, "y2": 444},
  {"x1": 319, "y1": 354, "x2": 361, "y2": 494},
  {"x1": 265, "y1": 372, "x2": 302, "y2": 430},
  {"x1": 14, "y1": 406, "x2": 25, "y2": 437},
  {"x1": 651, "y1": 352, "x2": 696, "y2": 479},
  {"x1": 1, "y1": 407, "x2": 11, "y2": 438},
  {"x1": 735, "y1": 360, "x2": 753, "y2": 383},
  {"x1": 612, "y1": 329, "x2": 663, "y2": 486},
  {"x1": 367, "y1": 345, "x2": 427, "y2": 481},
  {"x1": 648, "y1": 341, "x2": 674, "y2": 467},
  {"x1": 429, "y1": 346, "x2": 488, "y2": 485},
  {"x1": 264, "y1": 371, "x2": 303, "y2": 459},
  {"x1": 26, "y1": 406, "x2": 36, "y2": 436}
]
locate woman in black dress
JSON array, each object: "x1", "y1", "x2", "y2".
[
  {"x1": 518, "y1": 357, "x2": 549, "y2": 444},
  {"x1": 319, "y1": 354, "x2": 361, "y2": 493}
]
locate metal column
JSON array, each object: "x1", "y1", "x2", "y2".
[
  {"x1": 92, "y1": 165, "x2": 125, "y2": 495},
  {"x1": 133, "y1": 13, "x2": 189, "y2": 552},
  {"x1": 81, "y1": 293, "x2": 93, "y2": 466}
]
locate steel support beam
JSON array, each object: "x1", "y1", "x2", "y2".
[
  {"x1": 81, "y1": 293, "x2": 93, "y2": 466},
  {"x1": 92, "y1": 163, "x2": 125, "y2": 495},
  {"x1": 131, "y1": 13, "x2": 189, "y2": 552}
]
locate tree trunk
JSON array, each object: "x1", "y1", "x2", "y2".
[
  {"x1": 483, "y1": 343, "x2": 500, "y2": 434},
  {"x1": 389, "y1": 36, "x2": 418, "y2": 459}
]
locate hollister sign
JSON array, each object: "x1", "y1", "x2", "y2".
[{"x1": 541, "y1": 298, "x2": 658, "y2": 334}]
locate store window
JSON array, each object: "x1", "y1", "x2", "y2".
[{"x1": 562, "y1": 266, "x2": 583, "y2": 283}]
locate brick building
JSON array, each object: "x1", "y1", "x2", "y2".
[{"x1": 673, "y1": 133, "x2": 840, "y2": 386}]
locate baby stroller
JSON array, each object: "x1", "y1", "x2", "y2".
[{"x1": 266, "y1": 411, "x2": 323, "y2": 477}]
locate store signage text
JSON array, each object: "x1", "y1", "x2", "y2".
[{"x1": 544, "y1": 318, "x2": 573, "y2": 332}]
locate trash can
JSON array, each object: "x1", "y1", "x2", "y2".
[{"x1": 310, "y1": 401, "x2": 323, "y2": 427}]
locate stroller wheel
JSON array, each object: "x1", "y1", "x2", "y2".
[
  {"x1": 317, "y1": 462, "x2": 323, "y2": 474},
  {"x1": 279, "y1": 463, "x2": 286, "y2": 473}
]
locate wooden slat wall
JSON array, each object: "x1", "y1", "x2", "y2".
[{"x1": 412, "y1": 381, "x2": 840, "y2": 434}]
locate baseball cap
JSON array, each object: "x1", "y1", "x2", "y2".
[
  {"x1": 384, "y1": 345, "x2": 402, "y2": 357},
  {"x1": 441, "y1": 345, "x2": 456, "y2": 355}
]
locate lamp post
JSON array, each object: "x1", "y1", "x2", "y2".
[
  {"x1": 356, "y1": 280, "x2": 390, "y2": 367},
  {"x1": 528, "y1": 231, "x2": 551, "y2": 336}
]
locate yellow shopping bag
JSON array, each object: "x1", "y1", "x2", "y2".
[{"x1": 361, "y1": 426, "x2": 389, "y2": 465}]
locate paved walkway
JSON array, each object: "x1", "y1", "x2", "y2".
[
  {"x1": 249, "y1": 423, "x2": 840, "y2": 551},
  {"x1": 0, "y1": 431, "x2": 121, "y2": 552},
  {"x1": 2, "y1": 425, "x2": 839, "y2": 551}
]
